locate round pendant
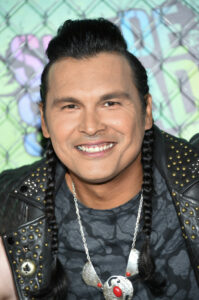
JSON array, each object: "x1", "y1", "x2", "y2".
[{"x1": 103, "y1": 275, "x2": 133, "y2": 300}]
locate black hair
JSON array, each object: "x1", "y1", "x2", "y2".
[
  {"x1": 40, "y1": 18, "x2": 148, "y2": 113},
  {"x1": 39, "y1": 18, "x2": 163, "y2": 298}
]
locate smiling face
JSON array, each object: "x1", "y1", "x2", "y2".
[{"x1": 40, "y1": 52, "x2": 152, "y2": 184}]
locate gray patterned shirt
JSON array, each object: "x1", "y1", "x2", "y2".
[{"x1": 55, "y1": 167, "x2": 199, "y2": 299}]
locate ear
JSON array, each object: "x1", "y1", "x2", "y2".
[
  {"x1": 144, "y1": 94, "x2": 153, "y2": 130},
  {"x1": 39, "y1": 103, "x2": 50, "y2": 138}
]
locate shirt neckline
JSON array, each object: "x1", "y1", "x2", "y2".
[{"x1": 61, "y1": 178, "x2": 142, "y2": 217}]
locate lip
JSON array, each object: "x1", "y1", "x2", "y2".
[{"x1": 76, "y1": 141, "x2": 115, "y2": 147}]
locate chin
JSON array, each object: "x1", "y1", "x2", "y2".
[{"x1": 77, "y1": 172, "x2": 118, "y2": 185}]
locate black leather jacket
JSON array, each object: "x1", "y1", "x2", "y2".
[{"x1": 0, "y1": 126, "x2": 199, "y2": 299}]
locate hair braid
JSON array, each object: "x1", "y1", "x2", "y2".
[
  {"x1": 141, "y1": 127, "x2": 154, "y2": 238},
  {"x1": 31, "y1": 141, "x2": 68, "y2": 299},
  {"x1": 138, "y1": 126, "x2": 165, "y2": 295},
  {"x1": 44, "y1": 140, "x2": 58, "y2": 254}
]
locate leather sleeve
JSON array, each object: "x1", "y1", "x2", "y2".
[{"x1": 0, "y1": 161, "x2": 45, "y2": 235}]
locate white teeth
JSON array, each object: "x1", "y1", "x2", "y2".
[{"x1": 78, "y1": 143, "x2": 114, "y2": 153}]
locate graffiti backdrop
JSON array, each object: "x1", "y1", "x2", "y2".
[{"x1": 0, "y1": 0, "x2": 199, "y2": 171}]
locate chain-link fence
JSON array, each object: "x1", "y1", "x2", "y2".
[{"x1": 0, "y1": 0, "x2": 199, "y2": 171}]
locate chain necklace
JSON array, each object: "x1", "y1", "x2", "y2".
[{"x1": 72, "y1": 182, "x2": 143, "y2": 300}]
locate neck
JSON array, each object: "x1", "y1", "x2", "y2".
[{"x1": 66, "y1": 155, "x2": 143, "y2": 210}]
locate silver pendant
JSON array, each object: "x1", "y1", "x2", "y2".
[
  {"x1": 126, "y1": 248, "x2": 140, "y2": 277},
  {"x1": 82, "y1": 262, "x2": 134, "y2": 300},
  {"x1": 103, "y1": 275, "x2": 133, "y2": 300},
  {"x1": 82, "y1": 261, "x2": 102, "y2": 287}
]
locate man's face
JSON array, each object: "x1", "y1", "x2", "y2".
[{"x1": 41, "y1": 52, "x2": 152, "y2": 183}]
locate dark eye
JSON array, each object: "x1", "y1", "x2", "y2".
[
  {"x1": 104, "y1": 101, "x2": 119, "y2": 107},
  {"x1": 62, "y1": 104, "x2": 77, "y2": 110}
]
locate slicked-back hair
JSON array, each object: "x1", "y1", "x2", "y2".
[
  {"x1": 40, "y1": 18, "x2": 149, "y2": 113},
  {"x1": 38, "y1": 18, "x2": 164, "y2": 299}
]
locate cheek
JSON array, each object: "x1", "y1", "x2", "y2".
[
  {"x1": 46, "y1": 113, "x2": 76, "y2": 142},
  {"x1": 116, "y1": 115, "x2": 145, "y2": 156},
  {"x1": 105, "y1": 110, "x2": 134, "y2": 130},
  {"x1": 109, "y1": 112, "x2": 143, "y2": 139}
]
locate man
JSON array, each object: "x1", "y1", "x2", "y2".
[{"x1": 0, "y1": 18, "x2": 199, "y2": 300}]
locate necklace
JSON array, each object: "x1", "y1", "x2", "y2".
[{"x1": 72, "y1": 182, "x2": 143, "y2": 300}]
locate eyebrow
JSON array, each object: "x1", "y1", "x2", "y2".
[
  {"x1": 101, "y1": 91, "x2": 131, "y2": 101},
  {"x1": 52, "y1": 97, "x2": 81, "y2": 107},
  {"x1": 52, "y1": 91, "x2": 131, "y2": 106}
]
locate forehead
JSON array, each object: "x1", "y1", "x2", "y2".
[{"x1": 47, "y1": 52, "x2": 136, "y2": 96}]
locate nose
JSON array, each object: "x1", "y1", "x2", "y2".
[{"x1": 79, "y1": 109, "x2": 106, "y2": 136}]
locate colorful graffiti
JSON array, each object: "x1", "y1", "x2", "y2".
[
  {"x1": 119, "y1": 3, "x2": 199, "y2": 135},
  {"x1": 3, "y1": 35, "x2": 51, "y2": 157},
  {"x1": 0, "y1": 0, "x2": 199, "y2": 170}
]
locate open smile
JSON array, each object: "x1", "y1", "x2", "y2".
[{"x1": 76, "y1": 142, "x2": 115, "y2": 153}]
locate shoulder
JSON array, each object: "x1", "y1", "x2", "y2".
[
  {"x1": 0, "y1": 159, "x2": 48, "y2": 235},
  {"x1": 153, "y1": 125, "x2": 199, "y2": 192},
  {"x1": 189, "y1": 133, "x2": 199, "y2": 150},
  {"x1": 0, "y1": 159, "x2": 46, "y2": 195},
  {"x1": 153, "y1": 125, "x2": 199, "y2": 162}
]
